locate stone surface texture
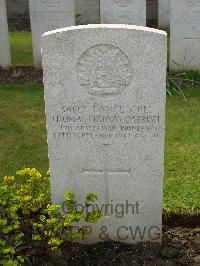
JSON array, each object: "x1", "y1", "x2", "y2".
[
  {"x1": 29, "y1": 0, "x2": 75, "y2": 68},
  {"x1": 42, "y1": 24, "x2": 167, "y2": 243},
  {"x1": 170, "y1": 0, "x2": 200, "y2": 71},
  {"x1": 0, "y1": 0, "x2": 11, "y2": 68},
  {"x1": 75, "y1": 0, "x2": 100, "y2": 24},
  {"x1": 100, "y1": 0, "x2": 146, "y2": 26}
]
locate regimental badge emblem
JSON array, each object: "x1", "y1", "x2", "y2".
[{"x1": 77, "y1": 44, "x2": 132, "y2": 97}]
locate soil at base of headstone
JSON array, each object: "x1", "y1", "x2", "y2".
[
  {"x1": 0, "y1": 67, "x2": 43, "y2": 85},
  {"x1": 26, "y1": 226, "x2": 200, "y2": 266}
]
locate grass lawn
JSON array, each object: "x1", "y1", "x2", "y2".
[
  {"x1": 164, "y1": 86, "x2": 200, "y2": 216},
  {"x1": 2, "y1": 31, "x2": 200, "y2": 217},
  {"x1": 0, "y1": 84, "x2": 48, "y2": 175},
  {"x1": 9, "y1": 32, "x2": 33, "y2": 65}
]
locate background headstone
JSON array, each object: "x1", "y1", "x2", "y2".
[
  {"x1": 100, "y1": 0, "x2": 146, "y2": 26},
  {"x1": 75, "y1": 0, "x2": 100, "y2": 24},
  {"x1": 6, "y1": 0, "x2": 158, "y2": 30},
  {"x1": 158, "y1": 0, "x2": 170, "y2": 29},
  {"x1": 29, "y1": 0, "x2": 75, "y2": 68},
  {"x1": 170, "y1": 0, "x2": 200, "y2": 71},
  {"x1": 42, "y1": 24, "x2": 167, "y2": 243},
  {"x1": 0, "y1": 0, "x2": 11, "y2": 68}
]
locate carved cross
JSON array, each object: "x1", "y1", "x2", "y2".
[{"x1": 82, "y1": 144, "x2": 131, "y2": 205}]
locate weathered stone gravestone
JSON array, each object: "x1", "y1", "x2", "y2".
[
  {"x1": 158, "y1": 0, "x2": 170, "y2": 29},
  {"x1": 75, "y1": 0, "x2": 100, "y2": 24},
  {"x1": 42, "y1": 24, "x2": 167, "y2": 243},
  {"x1": 0, "y1": 0, "x2": 11, "y2": 68},
  {"x1": 100, "y1": 0, "x2": 146, "y2": 26},
  {"x1": 29, "y1": 0, "x2": 75, "y2": 68},
  {"x1": 170, "y1": 0, "x2": 200, "y2": 71}
]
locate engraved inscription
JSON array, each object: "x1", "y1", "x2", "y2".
[
  {"x1": 184, "y1": 26, "x2": 200, "y2": 40},
  {"x1": 77, "y1": 44, "x2": 132, "y2": 96},
  {"x1": 113, "y1": 0, "x2": 134, "y2": 7},
  {"x1": 51, "y1": 103, "x2": 161, "y2": 141},
  {"x1": 42, "y1": 0, "x2": 61, "y2": 8},
  {"x1": 187, "y1": 0, "x2": 200, "y2": 7}
]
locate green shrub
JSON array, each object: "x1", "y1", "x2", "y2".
[{"x1": 0, "y1": 168, "x2": 102, "y2": 265}]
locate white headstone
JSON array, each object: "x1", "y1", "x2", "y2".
[
  {"x1": 100, "y1": 0, "x2": 146, "y2": 26},
  {"x1": 0, "y1": 0, "x2": 11, "y2": 68},
  {"x1": 42, "y1": 25, "x2": 167, "y2": 243},
  {"x1": 170, "y1": 0, "x2": 200, "y2": 71},
  {"x1": 75, "y1": 0, "x2": 100, "y2": 24},
  {"x1": 158, "y1": 0, "x2": 170, "y2": 29},
  {"x1": 29, "y1": 0, "x2": 75, "y2": 68}
]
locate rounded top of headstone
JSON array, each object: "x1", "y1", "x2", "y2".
[{"x1": 42, "y1": 24, "x2": 167, "y2": 37}]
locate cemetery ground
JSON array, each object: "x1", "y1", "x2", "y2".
[{"x1": 0, "y1": 32, "x2": 200, "y2": 265}]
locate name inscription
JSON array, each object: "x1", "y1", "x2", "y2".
[
  {"x1": 51, "y1": 103, "x2": 161, "y2": 141},
  {"x1": 113, "y1": 0, "x2": 134, "y2": 7},
  {"x1": 42, "y1": 0, "x2": 61, "y2": 8}
]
